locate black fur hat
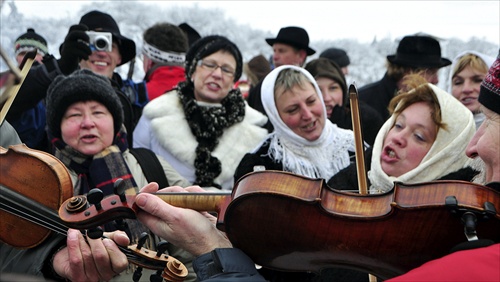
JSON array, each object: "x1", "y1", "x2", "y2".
[
  {"x1": 184, "y1": 35, "x2": 243, "y2": 82},
  {"x1": 46, "y1": 69, "x2": 124, "y2": 139}
]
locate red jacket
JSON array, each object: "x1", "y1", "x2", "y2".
[
  {"x1": 146, "y1": 65, "x2": 185, "y2": 101},
  {"x1": 388, "y1": 243, "x2": 500, "y2": 281}
]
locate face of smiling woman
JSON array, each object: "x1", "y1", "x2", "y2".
[
  {"x1": 61, "y1": 101, "x2": 115, "y2": 156},
  {"x1": 275, "y1": 82, "x2": 325, "y2": 141}
]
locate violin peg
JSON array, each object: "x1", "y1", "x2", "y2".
[
  {"x1": 155, "y1": 241, "x2": 169, "y2": 257},
  {"x1": 132, "y1": 266, "x2": 143, "y2": 282},
  {"x1": 149, "y1": 270, "x2": 164, "y2": 282},
  {"x1": 113, "y1": 178, "x2": 127, "y2": 202},
  {"x1": 87, "y1": 227, "x2": 103, "y2": 239},
  {"x1": 136, "y1": 232, "x2": 150, "y2": 250},
  {"x1": 87, "y1": 188, "x2": 104, "y2": 210}
]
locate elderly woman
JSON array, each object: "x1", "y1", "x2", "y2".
[
  {"x1": 0, "y1": 69, "x2": 196, "y2": 282},
  {"x1": 329, "y1": 74, "x2": 478, "y2": 193},
  {"x1": 448, "y1": 50, "x2": 495, "y2": 129},
  {"x1": 134, "y1": 35, "x2": 268, "y2": 190},
  {"x1": 234, "y1": 65, "x2": 357, "y2": 184}
]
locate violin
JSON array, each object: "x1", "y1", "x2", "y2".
[
  {"x1": 58, "y1": 170, "x2": 500, "y2": 280},
  {"x1": 0, "y1": 144, "x2": 188, "y2": 281}
]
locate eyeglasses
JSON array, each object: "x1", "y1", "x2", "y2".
[{"x1": 197, "y1": 60, "x2": 235, "y2": 78}]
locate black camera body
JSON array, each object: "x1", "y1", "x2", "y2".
[{"x1": 86, "y1": 31, "x2": 112, "y2": 52}]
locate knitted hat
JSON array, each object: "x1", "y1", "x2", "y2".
[
  {"x1": 304, "y1": 58, "x2": 348, "y2": 104},
  {"x1": 387, "y1": 35, "x2": 451, "y2": 68},
  {"x1": 79, "y1": 10, "x2": 136, "y2": 66},
  {"x1": 143, "y1": 22, "x2": 188, "y2": 65},
  {"x1": 178, "y1": 23, "x2": 201, "y2": 47},
  {"x1": 479, "y1": 52, "x2": 500, "y2": 115},
  {"x1": 319, "y1": 48, "x2": 350, "y2": 68},
  {"x1": 244, "y1": 54, "x2": 271, "y2": 84},
  {"x1": 184, "y1": 35, "x2": 243, "y2": 82},
  {"x1": 46, "y1": 69, "x2": 124, "y2": 139},
  {"x1": 15, "y1": 28, "x2": 48, "y2": 56}
]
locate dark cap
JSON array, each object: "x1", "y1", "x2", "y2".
[{"x1": 319, "y1": 48, "x2": 350, "y2": 68}]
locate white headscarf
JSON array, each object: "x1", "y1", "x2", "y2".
[
  {"x1": 260, "y1": 65, "x2": 356, "y2": 181},
  {"x1": 368, "y1": 83, "x2": 476, "y2": 193},
  {"x1": 447, "y1": 50, "x2": 496, "y2": 129}
]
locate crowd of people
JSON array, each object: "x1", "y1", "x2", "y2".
[{"x1": 0, "y1": 8, "x2": 498, "y2": 282}]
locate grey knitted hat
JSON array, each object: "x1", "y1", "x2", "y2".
[{"x1": 46, "y1": 69, "x2": 124, "y2": 139}]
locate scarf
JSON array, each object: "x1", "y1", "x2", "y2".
[
  {"x1": 260, "y1": 65, "x2": 356, "y2": 181},
  {"x1": 50, "y1": 127, "x2": 149, "y2": 248},
  {"x1": 368, "y1": 84, "x2": 476, "y2": 193},
  {"x1": 51, "y1": 126, "x2": 137, "y2": 196},
  {"x1": 177, "y1": 81, "x2": 246, "y2": 187}
]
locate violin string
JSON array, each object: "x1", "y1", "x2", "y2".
[{"x1": 0, "y1": 186, "x2": 147, "y2": 263}]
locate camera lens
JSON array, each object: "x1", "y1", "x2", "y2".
[{"x1": 95, "y1": 37, "x2": 109, "y2": 51}]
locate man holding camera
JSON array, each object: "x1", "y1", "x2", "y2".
[{"x1": 6, "y1": 10, "x2": 144, "y2": 148}]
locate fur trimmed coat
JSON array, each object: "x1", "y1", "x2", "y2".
[{"x1": 133, "y1": 90, "x2": 269, "y2": 190}]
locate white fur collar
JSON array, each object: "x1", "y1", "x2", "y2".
[{"x1": 143, "y1": 92, "x2": 268, "y2": 188}]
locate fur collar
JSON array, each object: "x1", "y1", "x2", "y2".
[{"x1": 143, "y1": 91, "x2": 269, "y2": 188}]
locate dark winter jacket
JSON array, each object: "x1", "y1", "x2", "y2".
[{"x1": 358, "y1": 72, "x2": 398, "y2": 121}]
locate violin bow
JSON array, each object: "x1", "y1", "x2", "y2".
[
  {"x1": 349, "y1": 84, "x2": 378, "y2": 282},
  {"x1": 349, "y1": 83, "x2": 368, "y2": 195},
  {"x1": 0, "y1": 48, "x2": 36, "y2": 125}
]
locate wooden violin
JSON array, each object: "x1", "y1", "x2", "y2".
[
  {"x1": 0, "y1": 144, "x2": 188, "y2": 281},
  {"x1": 58, "y1": 170, "x2": 500, "y2": 280}
]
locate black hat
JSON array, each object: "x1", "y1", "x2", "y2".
[
  {"x1": 79, "y1": 10, "x2": 136, "y2": 66},
  {"x1": 185, "y1": 35, "x2": 243, "y2": 83},
  {"x1": 387, "y1": 35, "x2": 451, "y2": 68},
  {"x1": 266, "y1": 26, "x2": 316, "y2": 55},
  {"x1": 46, "y1": 69, "x2": 124, "y2": 139},
  {"x1": 319, "y1": 48, "x2": 350, "y2": 68},
  {"x1": 15, "y1": 28, "x2": 48, "y2": 56},
  {"x1": 178, "y1": 23, "x2": 201, "y2": 47},
  {"x1": 479, "y1": 52, "x2": 500, "y2": 115}
]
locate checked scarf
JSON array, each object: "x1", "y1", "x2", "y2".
[{"x1": 50, "y1": 126, "x2": 138, "y2": 196}]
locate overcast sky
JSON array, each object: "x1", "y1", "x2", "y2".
[{"x1": 10, "y1": 0, "x2": 500, "y2": 44}]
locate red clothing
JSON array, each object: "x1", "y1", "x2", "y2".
[
  {"x1": 388, "y1": 244, "x2": 500, "y2": 281},
  {"x1": 146, "y1": 66, "x2": 185, "y2": 101}
]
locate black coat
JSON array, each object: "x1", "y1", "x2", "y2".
[{"x1": 358, "y1": 72, "x2": 399, "y2": 121}]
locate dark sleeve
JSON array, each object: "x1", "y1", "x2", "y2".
[
  {"x1": 358, "y1": 102, "x2": 384, "y2": 147},
  {"x1": 0, "y1": 233, "x2": 66, "y2": 280},
  {"x1": 327, "y1": 147, "x2": 373, "y2": 192},
  {"x1": 234, "y1": 141, "x2": 283, "y2": 183},
  {"x1": 193, "y1": 248, "x2": 267, "y2": 281},
  {"x1": 7, "y1": 55, "x2": 62, "y2": 119}
]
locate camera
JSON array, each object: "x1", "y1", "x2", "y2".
[{"x1": 86, "y1": 31, "x2": 112, "y2": 52}]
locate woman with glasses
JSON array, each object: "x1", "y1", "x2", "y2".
[{"x1": 133, "y1": 35, "x2": 269, "y2": 190}]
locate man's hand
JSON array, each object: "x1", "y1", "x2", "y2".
[
  {"x1": 52, "y1": 229, "x2": 129, "y2": 282},
  {"x1": 136, "y1": 183, "x2": 232, "y2": 256},
  {"x1": 58, "y1": 24, "x2": 91, "y2": 75}
]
